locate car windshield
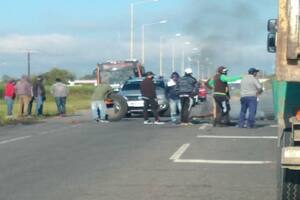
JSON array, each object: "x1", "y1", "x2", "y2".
[{"x1": 122, "y1": 80, "x2": 165, "y2": 91}]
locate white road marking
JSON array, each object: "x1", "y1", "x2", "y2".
[
  {"x1": 0, "y1": 123, "x2": 82, "y2": 145},
  {"x1": 269, "y1": 124, "x2": 278, "y2": 128},
  {"x1": 169, "y1": 143, "x2": 190, "y2": 160},
  {"x1": 170, "y1": 143, "x2": 274, "y2": 165},
  {"x1": 0, "y1": 135, "x2": 32, "y2": 145},
  {"x1": 197, "y1": 135, "x2": 278, "y2": 139},
  {"x1": 173, "y1": 159, "x2": 273, "y2": 164}
]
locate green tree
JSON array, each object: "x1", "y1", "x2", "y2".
[
  {"x1": 43, "y1": 68, "x2": 75, "y2": 85},
  {"x1": 1, "y1": 75, "x2": 16, "y2": 83}
]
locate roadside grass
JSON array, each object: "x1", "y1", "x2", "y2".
[{"x1": 0, "y1": 85, "x2": 94, "y2": 125}]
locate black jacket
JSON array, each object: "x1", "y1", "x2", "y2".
[
  {"x1": 166, "y1": 81, "x2": 179, "y2": 100},
  {"x1": 32, "y1": 81, "x2": 46, "y2": 97},
  {"x1": 177, "y1": 74, "x2": 198, "y2": 97}
]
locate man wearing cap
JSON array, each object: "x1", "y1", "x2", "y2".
[
  {"x1": 208, "y1": 66, "x2": 241, "y2": 126},
  {"x1": 238, "y1": 68, "x2": 263, "y2": 128},
  {"x1": 177, "y1": 68, "x2": 198, "y2": 125},
  {"x1": 140, "y1": 71, "x2": 164, "y2": 125},
  {"x1": 32, "y1": 75, "x2": 46, "y2": 116}
]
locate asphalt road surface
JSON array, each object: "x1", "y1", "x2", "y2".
[{"x1": 0, "y1": 111, "x2": 277, "y2": 200}]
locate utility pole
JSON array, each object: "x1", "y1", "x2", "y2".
[
  {"x1": 159, "y1": 36, "x2": 163, "y2": 76},
  {"x1": 96, "y1": 63, "x2": 101, "y2": 85},
  {"x1": 20, "y1": 49, "x2": 38, "y2": 77},
  {"x1": 130, "y1": 3, "x2": 134, "y2": 59}
]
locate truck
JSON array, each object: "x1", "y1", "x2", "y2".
[
  {"x1": 94, "y1": 60, "x2": 145, "y2": 121},
  {"x1": 95, "y1": 60, "x2": 145, "y2": 89},
  {"x1": 267, "y1": 0, "x2": 300, "y2": 199}
]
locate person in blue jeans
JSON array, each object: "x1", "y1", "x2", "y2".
[
  {"x1": 51, "y1": 78, "x2": 69, "y2": 116},
  {"x1": 238, "y1": 68, "x2": 263, "y2": 128},
  {"x1": 91, "y1": 82, "x2": 113, "y2": 123},
  {"x1": 32, "y1": 76, "x2": 46, "y2": 116},
  {"x1": 166, "y1": 72, "x2": 181, "y2": 123}
]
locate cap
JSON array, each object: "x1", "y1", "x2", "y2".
[
  {"x1": 217, "y1": 66, "x2": 228, "y2": 74},
  {"x1": 184, "y1": 68, "x2": 193, "y2": 74},
  {"x1": 248, "y1": 68, "x2": 259, "y2": 74},
  {"x1": 145, "y1": 71, "x2": 154, "y2": 76}
]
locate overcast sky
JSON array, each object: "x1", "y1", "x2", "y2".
[{"x1": 0, "y1": 0, "x2": 277, "y2": 78}]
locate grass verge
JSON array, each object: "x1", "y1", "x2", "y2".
[{"x1": 0, "y1": 85, "x2": 94, "y2": 125}]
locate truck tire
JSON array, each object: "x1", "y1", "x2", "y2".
[
  {"x1": 278, "y1": 130, "x2": 300, "y2": 200},
  {"x1": 281, "y1": 169, "x2": 300, "y2": 200},
  {"x1": 106, "y1": 93, "x2": 128, "y2": 121}
]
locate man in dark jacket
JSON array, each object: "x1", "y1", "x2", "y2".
[
  {"x1": 177, "y1": 68, "x2": 198, "y2": 125},
  {"x1": 32, "y1": 75, "x2": 46, "y2": 116},
  {"x1": 140, "y1": 71, "x2": 164, "y2": 125},
  {"x1": 166, "y1": 72, "x2": 181, "y2": 123}
]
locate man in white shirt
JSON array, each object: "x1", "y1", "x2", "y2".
[{"x1": 238, "y1": 68, "x2": 263, "y2": 128}]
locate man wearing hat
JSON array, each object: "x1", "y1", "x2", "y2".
[
  {"x1": 32, "y1": 75, "x2": 46, "y2": 116},
  {"x1": 140, "y1": 71, "x2": 164, "y2": 125},
  {"x1": 238, "y1": 68, "x2": 263, "y2": 128},
  {"x1": 177, "y1": 68, "x2": 198, "y2": 125},
  {"x1": 208, "y1": 66, "x2": 241, "y2": 126}
]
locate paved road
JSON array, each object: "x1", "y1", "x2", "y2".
[
  {"x1": 0, "y1": 112, "x2": 277, "y2": 200},
  {"x1": 191, "y1": 90, "x2": 274, "y2": 120}
]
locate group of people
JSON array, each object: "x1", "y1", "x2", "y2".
[
  {"x1": 5, "y1": 66, "x2": 262, "y2": 129},
  {"x1": 140, "y1": 66, "x2": 262, "y2": 128},
  {"x1": 208, "y1": 66, "x2": 263, "y2": 128},
  {"x1": 3, "y1": 76, "x2": 69, "y2": 118},
  {"x1": 91, "y1": 65, "x2": 263, "y2": 128},
  {"x1": 91, "y1": 68, "x2": 199, "y2": 125}
]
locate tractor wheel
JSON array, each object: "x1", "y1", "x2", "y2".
[{"x1": 106, "y1": 93, "x2": 128, "y2": 121}]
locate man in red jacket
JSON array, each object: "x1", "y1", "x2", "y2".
[
  {"x1": 4, "y1": 79, "x2": 16, "y2": 117},
  {"x1": 140, "y1": 71, "x2": 164, "y2": 125}
]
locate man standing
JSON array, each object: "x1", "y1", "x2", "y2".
[
  {"x1": 91, "y1": 82, "x2": 113, "y2": 123},
  {"x1": 166, "y1": 72, "x2": 181, "y2": 123},
  {"x1": 238, "y1": 68, "x2": 263, "y2": 128},
  {"x1": 32, "y1": 76, "x2": 46, "y2": 116},
  {"x1": 15, "y1": 75, "x2": 32, "y2": 117},
  {"x1": 4, "y1": 79, "x2": 16, "y2": 117},
  {"x1": 140, "y1": 71, "x2": 164, "y2": 125},
  {"x1": 177, "y1": 68, "x2": 198, "y2": 125},
  {"x1": 208, "y1": 66, "x2": 241, "y2": 127},
  {"x1": 51, "y1": 78, "x2": 69, "y2": 116}
]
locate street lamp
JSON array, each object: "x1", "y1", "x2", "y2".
[
  {"x1": 130, "y1": 0, "x2": 159, "y2": 59},
  {"x1": 181, "y1": 41, "x2": 191, "y2": 75},
  {"x1": 141, "y1": 19, "x2": 167, "y2": 64},
  {"x1": 191, "y1": 48, "x2": 202, "y2": 80},
  {"x1": 171, "y1": 33, "x2": 182, "y2": 72}
]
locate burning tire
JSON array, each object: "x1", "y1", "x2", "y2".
[{"x1": 106, "y1": 93, "x2": 128, "y2": 121}]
